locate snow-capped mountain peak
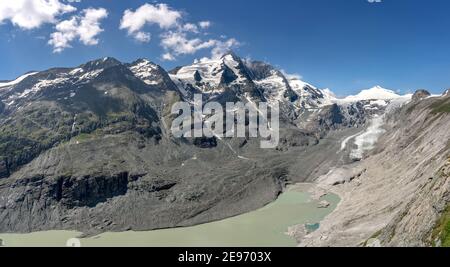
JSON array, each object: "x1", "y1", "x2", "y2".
[
  {"x1": 2, "y1": 55, "x2": 413, "y2": 125},
  {"x1": 170, "y1": 57, "x2": 224, "y2": 89},
  {"x1": 128, "y1": 59, "x2": 161, "y2": 85},
  {"x1": 80, "y1": 57, "x2": 121, "y2": 72},
  {"x1": 169, "y1": 52, "x2": 252, "y2": 96},
  {"x1": 287, "y1": 75, "x2": 335, "y2": 105},
  {"x1": 170, "y1": 53, "x2": 338, "y2": 111},
  {"x1": 0, "y1": 58, "x2": 129, "y2": 110},
  {"x1": 342, "y1": 85, "x2": 401, "y2": 102},
  {"x1": 127, "y1": 58, "x2": 178, "y2": 92},
  {"x1": 244, "y1": 60, "x2": 336, "y2": 109}
]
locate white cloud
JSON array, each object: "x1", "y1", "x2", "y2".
[
  {"x1": 134, "y1": 31, "x2": 151, "y2": 43},
  {"x1": 48, "y1": 17, "x2": 78, "y2": 52},
  {"x1": 120, "y1": 3, "x2": 181, "y2": 42},
  {"x1": 211, "y1": 38, "x2": 240, "y2": 59},
  {"x1": 162, "y1": 53, "x2": 175, "y2": 61},
  {"x1": 282, "y1": 71, "x2": 303, "y2": 81},
  {"x1": 119, "y1": 3, "x2": 240, "y2": 61},
  {"x1": 161, "y1": 31, "x2": 240, "y2": 61},
  {"x1": 198, "y1": 21, "x2": 211, "y2": 29},
  {"x1": 48, "y1": 8, "x2": 108, "y2": 53},
  {"x1": 161, "y1": 31, "x2": 216, "y2": 57},
  {"x1": 0, "y1": 0, "x2": 76, "y2": 30},
  {"x1": 182, "y1": 23, "x2": 198, "y2": 33}
]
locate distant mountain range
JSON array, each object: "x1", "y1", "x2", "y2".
[{"x1": 0, "y1": 53, "x2": 410, "y2": 116}]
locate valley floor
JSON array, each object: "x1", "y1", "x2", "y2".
[{"x1": 0, "y1": 184, "x2": 339, "y2": 247}]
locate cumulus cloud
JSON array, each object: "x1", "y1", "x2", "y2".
[
  {"x1": 211, "y1": 38, "x2": 240, "y2": 59},
  {"x1": 162, "y1": 52, "x2": 176, "y2": 61},
  {"x1": 198, "y1": 21, "x2": 211, "y2": 29},
  {"x1": 135, "y1": 31, "x2": 151, "y2": 43},
  {"x1": 0, "y1": 0, "x2": 76, "y2": 30},
  {"x1": 160, "y1": 31, "x2": 240, "y2": 61},
  {"x1": 119, "y1": 3, "x2": 240, "y2": 61},
  {"x1": 182, "y1": 23, "x2": 199, "y2": 33},
  {"x1": 48, "y1": 8, "x2": 108, "y2": 53},
  {"x1": 282, "y1": 71, "x2": 303, "y2": 81},
  {"x1": 161, "y1": 31, "x2": 216, "y2": 56},
  {"x1": 120, "y1": 3, "x2": 239, "y2": 61},
  {"x1": 120, "y1": 3, "x2": 181, "y2": 42}
]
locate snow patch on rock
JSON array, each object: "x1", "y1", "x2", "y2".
[{"x1": 0, "y1": 72, "x2": 38, "y2": 89}]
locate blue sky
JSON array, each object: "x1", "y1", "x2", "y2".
[{"x1": 1, "y1": 0, "x2": 450, "y2": 96}]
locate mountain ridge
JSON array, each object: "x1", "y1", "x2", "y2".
[{"x1": 0, "y1": 55, "x2": 413, "y2": 105}]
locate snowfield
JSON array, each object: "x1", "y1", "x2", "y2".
[
  {"x1": 340, "y1": 86, "x2": 401, "y2": 102},
  {"x1": 0, "y1": 72, "x2": 38, "y2": 89}
]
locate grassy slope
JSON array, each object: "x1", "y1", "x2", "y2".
[
  {"x1": 432, "y1": 205, "x2": 450, "y2": 247},
  {"x1": 430, "y1": 98, "x2": 450, "y2": 114}
]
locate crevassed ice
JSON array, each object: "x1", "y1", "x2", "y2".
[{"x1": 350, "y1": 115, "x2": 386, "y2": 160}]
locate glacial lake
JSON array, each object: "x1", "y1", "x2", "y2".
[{"x1": 0, "y1": 184, "x2": 339, "y2": 247}]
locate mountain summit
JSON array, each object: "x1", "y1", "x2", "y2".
[{"x1": 342, "y1": 85, "x2": 403, "y2": 102}]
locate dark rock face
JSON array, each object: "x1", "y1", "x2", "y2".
[
  {"x1": 0, "y1": 158, "x2": 9, "y2": 178},
  {"x1": 220, "y1": 66, "x2": 238, "y2": 84},
  {"x1": 284, "y1": 89, "x2": 299, "y2": 102},
  {"x1": 304, "y1": 85, "x2": 326, "y2": 100},
  {"x1": 168, "y1": 66, "x2": 182, "y2": 75},
  {"x1": 194, "y1": 70, "x2": 202, "y2": 82},
  {"x1": 412, "y1": 89, "x2": 431, "y2": 102},
  {"x1": 80, "y1": 57, "x2": 122, "y2": 72},
  {"x1": 312, "y1": 104, "x2": 346, "y2": 133},
  {"x1": 129, "y1": 179, "x2": 177, "y2": 193},
  {"x1": 345, "y1": 102, "x2": 367, "y2": 124},
  {"x1": 193, "y1": 137, "x2": 218, "y2": 148},
  {"x1": 245, "y1": 60, "x2": 275, "y2": 80},
  {"x1": 53, "y1": 173, "x2": 131, "y2": 208},
  {"x1": 327, "y1": 104, "x2": 345, "y2": 125}
]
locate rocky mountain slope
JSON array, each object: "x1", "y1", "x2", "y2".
[
  {"x1": 297, "y1": 91, "x2": 450, "y2": 247},
  {"x1": 0, "y1": 53, "x2": 447, "y2": 246}
]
